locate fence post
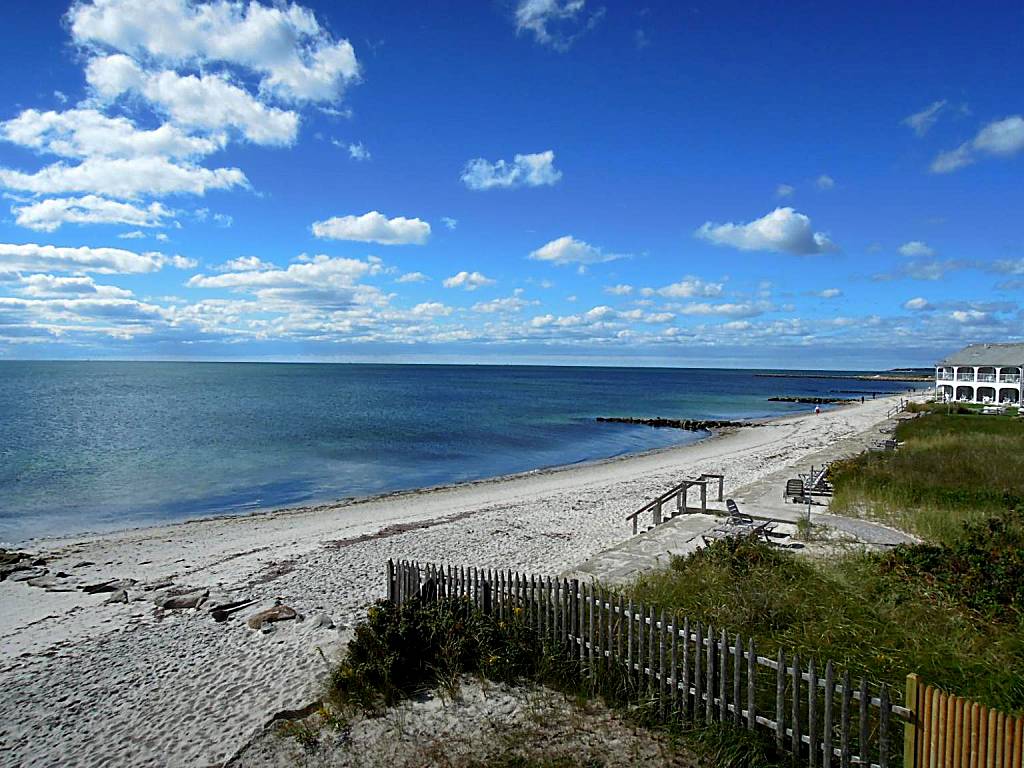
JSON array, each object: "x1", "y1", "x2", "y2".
[
  {"x1": 719, "y1": 628, "x2": 728, "y2": 723},
  {"x1": 808, "y1": 658, "x2": 818, "y2": 768},
  {"x1": 824, "y1": 660, "x2": 834, "y2": 767},
  {"x1": 904, "y1": 673, "x2": 919, "y2": 768},
  {"x1": 706, "y1": 624, "x2": 715, "y2": 724},
  {"x1": 694, "y1": 622, "x2": 703, "y2": 722},
  {"x1": 747, "y1": 638, "x2": 756, "y2": 730},
  {"x1": 387, "y1": 559, "x2": 395, "y2": 603},
  {"x1": 792, "y1": 651, "x2": 802, "y2": 755},
  {"x1": 859, "y1": 678, "x2": 869, "y2": 768},
  {"x1": 683, "y1": 617, "x2": 692, "y2": 721},
  {"x1": 732, "y1": 634, "x2": 742, "y2": 726},
  {"x1": 776, "y1": 648, "x2": 786, "y2": 749},
  {"x1": 670, "y1": 615, "x2": 679, "y2": 716}
]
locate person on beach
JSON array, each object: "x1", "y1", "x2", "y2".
[{"x1": 814, "y1": 405, "x2": 821, "y2": 415}]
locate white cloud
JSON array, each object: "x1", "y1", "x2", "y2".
[
  {"x1": 0, "y1": 108, "x2": 223, "y2": 159},
  {"x1": 442, "y1": 271, "x2": 495, "y2": 291},
  {"x1": 604, "y1": 283, "x2": 633, "y2": 296},
  {"x1": 815, "y1": 174, "x2": 835, "y2": 190},
  {"x1": 441, "y1": 216, "x2": 458, "y2": 230},
  {"x1": 461, "y1": 150, "x2": 561, "y2": 190},
  {"x1": 815, "y1": 288, "x2": 842, "y2": 299},
  {"x1": 950, "y1": 309, "x2": 989, "y2": 324},
  {"x1": 472, "y1": 294, "x2": 535, "y2": 313},
  {"x1": 0, "y1": 155, "x2": 247, "y2": 199},
  {"x1": 17, "y1": 273, "x2": 133, "y2": 298},
  {"x1": 903, "y1": 297, "x2": 931, "y2": 310},
  {"x1": 528, "y1": 235, "x2": 627, "y2": 266},
  {"x1": 396, "y1": 271, "x2": 429, "y2": 283},
  {"x1": 347, "y1": 141, "x2": 370, "y2": 161},
  {"x1": 898, "y1": 240, "x2": 935, "y2": 257},
  {"x1": 514, "y1": 0, "x2": 600, "y2": 51},
  {"x1": 775, "y1": 183, "x2": 794, "y2": 198},
  {"x1": 931, "y1": 115, "x2": 1024, "y2": 173},
  {"x1": 86, "y1": 55, "x2": 299, "y2": 145},
  {"x1": 651, "y1": 278, "x2": 724, "y2": 299},
  {"x1": 679, "y1": 302, "x2": 763, "y2": 318},
  {"x1": 11, "y1": 195, "x2": 172, "y2": 232},
  {"x1": 215, "y1": 255, "x2": 272, "y2": 272},
  {"x1": 69, "y1": 0, "x2": 360, "y2": 103},
  {"x1": 696, "y1": 207, "x2": 837, "y2": 255},
  {"x1": 903, "y1": 100, "x2": 947, "y2": 136},
  {"x1": 118, "y1": 230, "x2": 145, "y2": 239},
  {"x1": 411, "y1": 301, "x2": 452, "y2": 317},
  {"x1": 0, "y1": 242, "x2": 186, "y2": 274},
  {"x1": 311, "y1": 211, "x2": 431, "y2": 245},
  {"x1": 187, "y1": 254, "x2": 384, "y2": 307}
]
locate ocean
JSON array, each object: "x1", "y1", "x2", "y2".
[{"x1": 0, "y1": 362, "x2": 917, "y2": 544}]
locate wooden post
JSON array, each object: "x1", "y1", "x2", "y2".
[
  {"x1": 841, "y1": 671, "x2": 852, "y2": 768},
  {"x1": 747, "y1": 638, "x2": 757, "y2": 730},
  {"x1": 683, "y1": 617, "x2": 692, "y2": 721},
  {"x1": 733, "y1": 634, "x2": 742, "y2": 726},
  {"x1": 387, "y1": 559, "x2": 395, "y2": 603},
  {"x1": 808, "y1": 659, "x2": 818, "y2": 768},
  {"x1": 578, "y1": 582, "x2": 586, "y2": 666},
  {"x1": 904, "y1": 673, "x2": 919, "y2": 768},
  {"x1": 879, "y1": 684, "x2": 890, "y2": 768},
  {"x1": 627, "y1": 599, "x2": 635, "y2": 679},
  {"x1": 719, "y1": 628, "x2": 728, "y2": 723},
  {"x1": 671, "y1": 614, "x2": 679, "y2": 716},
  {"x1": 588, "y1": 584, "x2": 596, "y2": 676},
  {"x1": 858, "y1": 678, "x2": 869, "y2": 768},
  {"x1": 617, "y1": 594, "x2": 624, "y2": 666},
  {"x1": 659, "y1": 609, "x2": 667, "y2": 720},
  {"x1": 792, "y1": 651, "x2": 802, "y2": 755},
  {"x1": 649, "y1": 606, "x2": 657, "y2": 695},
  {"x1": 776, "y1": 648, "x2": 786, "y2": 749},
  {"x1": 706, "y1": 624, "x2": 715, "y2": 724},
  {"x1": 701, "y1": 481, "x2": 707, "y2": 514},
  {"x1": 694, "y1": 622, "x2": 703, "y2": 723},
  {"x1": 824, "y1": 661, "x2": 835, "y2": 768}
]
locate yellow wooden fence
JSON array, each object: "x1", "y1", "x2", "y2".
[{"x1": 905, "y1": 674, "x2": 1024, "y2": 768}]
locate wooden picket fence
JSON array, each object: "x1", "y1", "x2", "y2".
[
  {"x1": 905, "y1": 674, "x2": 1023, "y2": 768},
  {"x1": 387, "y1": 559, "x2": 913, "y2": 767}
]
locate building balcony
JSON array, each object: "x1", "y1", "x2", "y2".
[
  {"x1": 977, "y1": 374, "x2": 997, "y2": 382},
  {"x1": 936, "y1": 373, "x2": 954, "y2": 381},
  {"x1": 956, "y1": 374, "x2": 975, "y2": 382},
  {"x1": 999, "y1": 375, "x2": 1021, "y2": 383}
]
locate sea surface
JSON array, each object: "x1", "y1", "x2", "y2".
[{"x1": 0, "y1": 362, "x2": 918, "y2": 544}]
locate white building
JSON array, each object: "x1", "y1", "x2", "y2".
[{"x1": 935, "y1": 343, "x2": 1023, "y2": 404}]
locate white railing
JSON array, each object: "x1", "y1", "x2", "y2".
[
  {"x1": 956, "y1": 374, "x2": 974, "y2": 382},
  {"x1": 999, "y1": 375, "x2": 1021, "y2": 383},
  {"x1": 936, "y1": 374, "x2": 953, "y2": 381},
  {"x1": 977, "y1": 374, "x2": 997, "y2": 383}
]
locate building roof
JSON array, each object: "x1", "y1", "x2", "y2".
[{"x1": 938, "y1": 343, "x2": 1024, "y2": 367}]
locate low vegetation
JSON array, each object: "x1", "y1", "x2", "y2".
[{"x1": 829, "y1": 411, "x2": 1024, "y2": 543}]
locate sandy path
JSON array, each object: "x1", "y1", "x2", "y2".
[{"x1": 0, "y1": 395, "x2": 903, "y2": 767}]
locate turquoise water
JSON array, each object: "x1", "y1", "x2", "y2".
[{"x1": 0, "y1": 362, "x2": 912, "y2": 543}]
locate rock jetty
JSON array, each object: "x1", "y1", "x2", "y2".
[
  {"x1": 767, "y1": 396, "x2": 854, "y2": 404},
  {"x1": 595, "y1": 416, "x2": 752, "y2": 431}
]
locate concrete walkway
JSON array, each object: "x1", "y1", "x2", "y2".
[{"x1": 568, "y1": 409, "x2": 919, "y2": 585}]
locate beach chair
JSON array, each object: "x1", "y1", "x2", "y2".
[
  {"x1": 784, "y1": 478, "x2": 806, "y2": 502},
  {"x1": 726, "y1": 498, "x2": 755, "y2": 526}
]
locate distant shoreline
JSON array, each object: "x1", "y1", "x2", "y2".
[{"x1": 756, "y1": 372, "x2": 931, "y2": 382}]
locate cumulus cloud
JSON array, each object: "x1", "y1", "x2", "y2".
[
  {"x1": 604, "y1": 283, "x2": 633, "y2": 296},
  {"x1": 311, "y1": 211, "x2": 431, "y2": 245},
  {"x1": 898, "y1": 241, "x2": 935, "y2": 257},
  {"x1": 347, "y1": 141, "x2": 370, "y2": 161},
  {"x1": 0, "y1": 108, "x2": 223, "y2": 159},
  {"x1": 410, "y1": 302, "x2": 452, "y2": 317},
  {"x1": 514, "y1": 0, "x2": 601, "y2": 51},
  {"x1": 17, "y1": 273, "x2": 133, "y2": 298},
  {"x1": 214, "y1": 255, "x2": 273, "y2": 272},
  {"x1": 0, "y1": 155, "x2": 247, "y2": 199},
  {"x1": 815, "y1": 288, "x2": 842, "y2": 298},
  {"x1": 931, "y1": 115, "x2": 1024, "y2": 173},
  {"x1": 187, "y1": 254, "x2": 385, "y2": 308},
  {"x1": 396, "y1": 271, "x2": 429, "y2": 283},
  {"x1": 903, "y1": 100, "x2": 947, "y2": 136},
  {"x1": 678, "y1": 302, "x2": 764, "y2": 318},
  {"x1": 647, "y1": 278, "x2": 724, "y2": 299},
  {"x1": 441, "y1": 216, "x2": 458, "y2": 230},
  {"x1": 86, "y1": 55, "x2": 299, "y2": 145},
  {"x1": 0, "y1": 242, "x2": 187, "y2": 274},
  {"x1": 696, "y1": 207, "x2": 837, "y2": 255},
  {"x1": 11, "y1": 195, "x2": 173, "y2": 231},
  {"x1": 461, "y1": 150, "x2": 561, "y2": 190},
  {"x1": 950, "y1": 309, "x2": 990, "y2": 324},
  {"x1": 903, "y1": 297, "x2": 931, "y2": 310},
  {"x1": 528, "y1": 235, "x2": 627, "y2": 266},
  {"x1": 442, "y1": 271, "x2": 495, "y2": 291},
  {"x1": 69, "y1": 0, "x2": 360, "y2": 103}
]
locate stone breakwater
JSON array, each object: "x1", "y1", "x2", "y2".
[
  {"x1": 595, "y1": 416, "x2": 754, "y2": 431},
  {"x1": 767, "y1": 396, "x2": 854, "y2": 404}
]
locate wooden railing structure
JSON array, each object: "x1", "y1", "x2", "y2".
[
  {"x1": 886, "y1": 399, "x2": 909, "y2": 419},
  {"x1": 387, "y1": 559, "x2": 912, "y2": 767},
  {"x1": 905, "y1": 674, "x2": 1023, "y2": 768},
  {"x1": 625, "y1": 473, "x2": 725, "y2": 535}
]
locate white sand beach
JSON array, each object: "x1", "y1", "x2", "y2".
[{"x1": 0, "y1": 395, "x2": 906, "y2": 768}]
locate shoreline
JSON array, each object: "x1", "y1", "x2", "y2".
[{"x1": 0, "y1": 394, "x2": 909, "y2": 768}]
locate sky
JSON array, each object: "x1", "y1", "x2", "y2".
[{"x1": 0, "y1": 0, "x2": 1021, "y2": 369}]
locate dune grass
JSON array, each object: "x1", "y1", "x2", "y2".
[
  {"x1": 829, "y1": 412, "x2": 1024, "y2": 543},
  {"x1": 627, "y1": 523, "x2": 1024, "y2": 714}
]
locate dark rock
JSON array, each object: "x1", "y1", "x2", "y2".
[
  {"x1": 208, "y1": 597, "x2": 257, "y2": 623},
  {"x1": 247, "y1": 604, "x2": 298, "y2": 629},
  {"x1": 595, "y1": 416, "x2": 753, "y2": 432},
  {"x1": 104, "y1": 589, "x2": 129, "y2": 605},
  {"x1": 81, "y1": 578, "x2": 136, "y2": 594},
  {"x1": 73, "y1": 561, "x2": 95, "y2": 568},
  {"x1": 8, "y1": 567, "x2": 48, "y2": 583}
]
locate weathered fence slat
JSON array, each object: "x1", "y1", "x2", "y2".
[
  {"x1": 694, "y1": 622, "x2": 703, "y2": 724},
  {"x1": 776, "y1": 648, "x2": 786, "y2": 749},
  {"x1": 841, "y1": 671, "x2": 852, "y2": 768},
  {"x1": 747, "y1": 638, "x2": 756, "y2": 731},
  {"x1": 682, "y1": 617, "x2": 692, "y2": 721},
  {"x1": 706, "y1": 624, "x2": 715, "y2": 724},
  {"x1": 793, "y1": 651, "x2": 802, "y2": 756},
  {"x1": 732, "y1": 634, "x2": 742, "y2": 726},
  {"x1": 808, "y1": 658, "x2": 818, "y2": 768},
  {"x1": 719, "y1": 628, "x2": 728, "y2": 723}
]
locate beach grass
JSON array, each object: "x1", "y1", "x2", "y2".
[
  {"x1": 627, "y1": 527, "x2": 1024, "y2": 714},
  {"x1": 829, "y1": 412, "x2": 1024, "y2": 543}
]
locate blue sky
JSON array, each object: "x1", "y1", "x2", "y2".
[{"x1": 0, "y1": 0, "x2": 1021, "y2": 368}]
